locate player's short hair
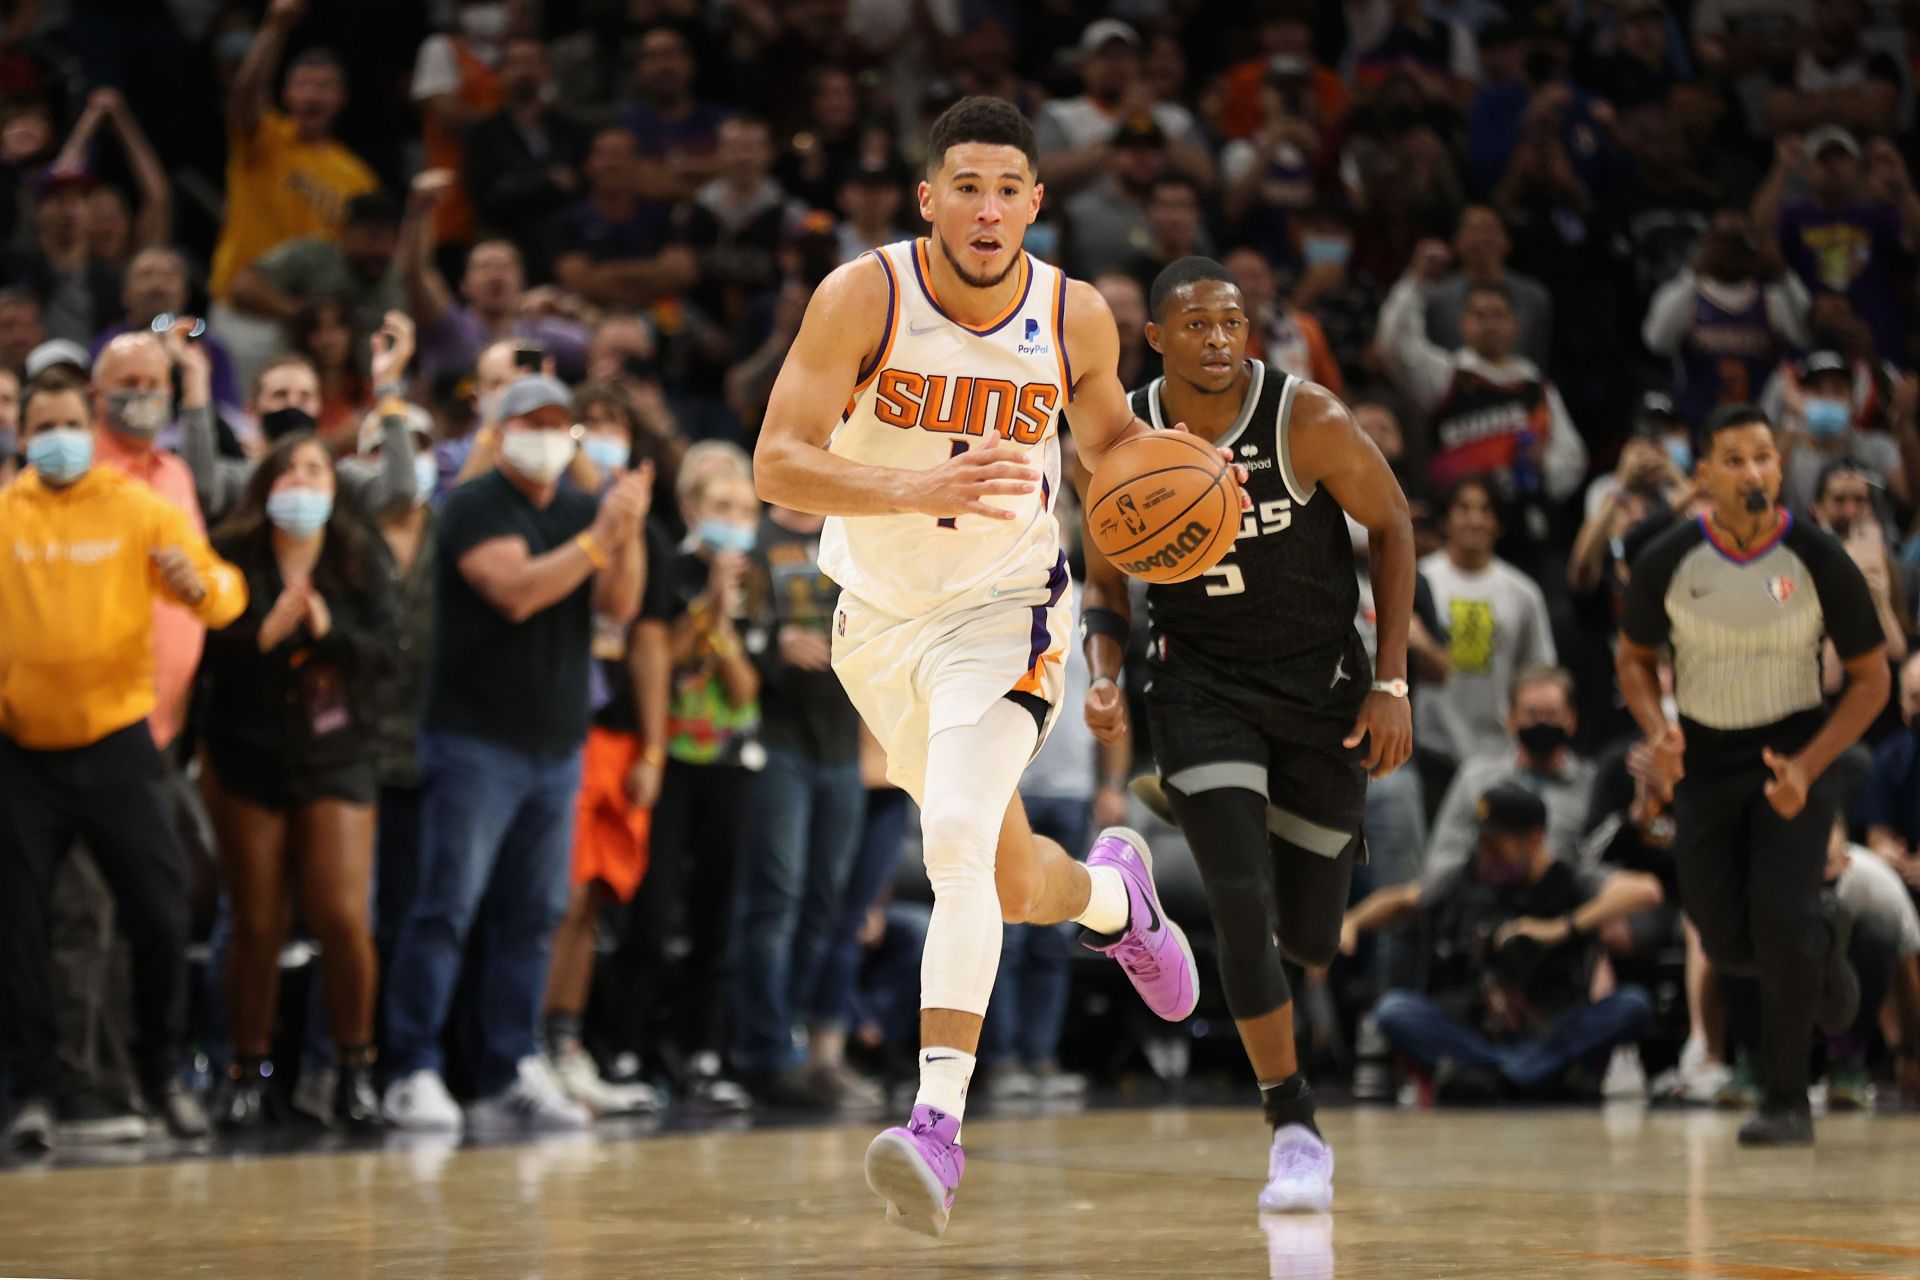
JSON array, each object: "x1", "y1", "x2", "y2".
[
  {"x1": 19, "y1": 369, "x2": 88, "y2": 425},
  {"x1": 1511, "y1": 663, "x2": 1576, "y2": 707},
  {"x1": 1701, "y1": 402, "x2": 1773, "y2": 446},
  {"x1": 1149, "y1": 255, "x2": 1239, "y2": 322},
  {"x1": 925, "y1": 96, "x2": 1039, "y2": 177}
]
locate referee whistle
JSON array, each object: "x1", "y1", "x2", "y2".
[{"x1": 1744, "y1": 489, "x2": 1770, "y2": 514}]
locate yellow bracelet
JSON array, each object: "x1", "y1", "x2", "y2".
[{"x1": 575, "y1": 531, "x2": 609, "y2": 570}]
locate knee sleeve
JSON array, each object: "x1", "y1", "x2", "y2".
[
  {"x1": 1166, "y1": 782, "x2": 1290, "y2": 1018},
  {"x1": 915, "y1": 701, "x2": 1035, "y2": 1016},
  {"x1": 1274, "y1": 833, "x2": 1360, "y2": 970}
]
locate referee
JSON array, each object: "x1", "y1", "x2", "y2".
[{"x1": 1618, "y1": 403, "x2": 1888, "y2": 1147}]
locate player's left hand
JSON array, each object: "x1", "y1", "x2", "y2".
[
  {"x1": 1169, "y1": 422, "x2": 1252, "y2": 512},
  {"x1": 1762, "y1": 747, "x2": 1809, "y2": 819},
  {"x1": 1345, "y1": 689, "x2": 1412, "y2": 779}
]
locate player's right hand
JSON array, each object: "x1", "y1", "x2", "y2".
[
  {"x1": 912, "y1": 424, "x2": 1037, "y2": 521},
  {"x1": 1084, "y1": 674, "x2": 1129, "y2": 744},
  {"x1": 1169, "y1": 422, "x2": 1253, "y2": 512},
  {"x1": 1648, "y1": 722, "x2": 1686, "y2": 788}
]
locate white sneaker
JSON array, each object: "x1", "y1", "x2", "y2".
[
  {"x1": 468, "y1": 1057, "x2": 590, "y2": 1134},
  {"x1": 550, "y1": 1045, "x2": 662, "y2": 1117},
  {"x1": 382, "y1": 1070, "x2": 463, "y2": 1133},
  {"x1": 1601, "y1": 1045, "x2": 1647, "y2": 1100},
  {"x1": 1680, "y1": 1059, "x2": 1733, "y2": 1106},
  {"x1": 1034, "y1": 1062, "x2": 1088, "y2": 1101},
  {"x1": 1258, "y1": 1124, "x2": 1334, "y2": 1214},
  {"x1": 985, "y1": 1067, "x2": 1038, "y2": 1101},
  {"x1": 291, "y1": 1064, "x2": 336, "y2": 1126}
]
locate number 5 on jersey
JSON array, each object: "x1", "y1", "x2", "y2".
[{"x1": 1203, "y1": 499, "x2": 1292, "y2": 596}]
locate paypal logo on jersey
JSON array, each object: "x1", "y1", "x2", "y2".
[{"x1": 1018, "y1": 316, "x2": 1051, "y2": 357}]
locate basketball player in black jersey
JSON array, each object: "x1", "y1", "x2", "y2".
[{"x1": 1071, "y1": 257, "x2": 1416, "y2": 1214}]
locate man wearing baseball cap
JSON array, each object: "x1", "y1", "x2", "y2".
[
  {"x1": 382, "y1": 372, "x2": 651, "y2": 1134},
  {"x1": 1777, "y1": 348, "x2": 1906, "y2": 515},
  {"x1": 1754, "y1": 122, "x2": 1920, "y2": 362},
  {"x1": 1035, "y1": 17, "x2": 1214, "y2": 195},
  {"x1": 1341, "y1": 782, "x2": 1663, "y2": 1103}
]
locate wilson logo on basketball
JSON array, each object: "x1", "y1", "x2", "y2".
[
  {"x1": 872, "y1": 371, "x2": 1060, "y2": 444},
  {"x1": 1116, "y1": 520, "x2": 1212, "y2": 575}
]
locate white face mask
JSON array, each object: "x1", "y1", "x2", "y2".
[
  {"x1": 500, "y1": 426, "x2": 576, "y2": 484},
  {"x1": 458, "y1": 2, "x2": 509, "y2": 42}
]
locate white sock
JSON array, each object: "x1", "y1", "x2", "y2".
[
  {"x1": 1073, "y1": 862, "x2": 1131, "y2": 935},
  {"x1": 914, "y1": 1047, "x2": 976, "y2": 1137}
]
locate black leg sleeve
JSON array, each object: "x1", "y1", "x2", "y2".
[
  {"x1": 1164, "y1": 783, "x2": 1290, "y2": 1019},
  {"x1": 1272, "y1": 832, "x2": 1360, "y2": 970}
]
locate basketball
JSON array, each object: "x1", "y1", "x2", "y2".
[{"x1": 1085, "y1": 430, "x2": 1238, "y2": 584}]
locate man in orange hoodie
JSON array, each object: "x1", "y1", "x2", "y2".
[{"x1": 0, "y1": 372, "x2": 247, "y2": 1153}]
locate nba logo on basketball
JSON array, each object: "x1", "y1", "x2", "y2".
[
  {"x1": 1117, "y1": 492, "x2": 1147, "y2": 535},
  {"x1": 1018, "y1": 317, "x2": 1050, "y2": 356},
  {"x1": 1766, "y1": 575, "x2": 1796, "y2": 605}
]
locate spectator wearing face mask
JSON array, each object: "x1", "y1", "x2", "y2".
[
  {"x1": 180, "y1": 316, "x2": 421, "y2": 526},
  {"x1": 1777, "y1": 351, "x2": 1909, "y2": 516},
  {"x1": 0, "y1": 371, "x2": 246, "y2": 1152},
  {"x1": 199, "y1": 433, "x2": 395, "y2": 1132},
  {"x1": 1342, "y1": 784, "x2": 1662, "y2": 1104},
  {"x1": 1284, "y1": 202, "x2": 1384, "y2": 383},
  {"x1": 1642, "y1": 207, "x2": 1810, "y2": 428},
  {"x1": 1422, "y1": 666, "x2": 1598, "y2": 887},
  {"x1": 382, "y1": 374, "x2": 649, "y2": 1134},
  {"x1": 628, "y1": 450, "x2": 764, "y2": 1112},
  {"x1": 540, "y1": 385, "x2": 671, "y2": 1119},
  {"x1": 89, "y1": 332, "x2": 208, "y2": 754}
]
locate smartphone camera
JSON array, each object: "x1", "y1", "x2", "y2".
[
  {"x1": 513, "y1": 343, "x2": 544, "y2": 372},
  {"x1": 151, "y1": 313, "x2": 207, "y2": 340}
]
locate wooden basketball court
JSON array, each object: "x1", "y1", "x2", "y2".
[{"x1": 3, "y1": 1105, "x2": 1917, "y2": 1278}]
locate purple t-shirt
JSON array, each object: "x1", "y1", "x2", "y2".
[
  {"x1": 617, "y1": 100, "x2": 725, "y2": 162},
  {"x1": 415, "y1": 303, "x2": 591, "y2": 385},
  {"x1": 1777, "y1": 200, "x2": 1911, "y2": 360}
]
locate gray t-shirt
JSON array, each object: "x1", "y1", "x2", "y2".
[
  {"x1": 1416, "y1": 551, "x2": 1557, "y2": 762},
  {"x1": 1836, "y1": 846, "x2": 1920, "y2": 956},
  {"x1": 1423, "y1": 752, "x2": 1600, "y2": 887}
]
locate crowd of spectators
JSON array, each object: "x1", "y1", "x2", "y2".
[{"x1": 4, "y1": 0, "x2": 1920, "y2": 1150}]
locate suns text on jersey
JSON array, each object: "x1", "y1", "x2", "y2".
[{"x1": 871, "y1": 371, "x2": 1061, "y2": 444}]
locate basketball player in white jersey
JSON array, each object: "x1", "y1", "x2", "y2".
[{"x1": 756, "y1": 96, "x2": 1247, "y2": 1238}]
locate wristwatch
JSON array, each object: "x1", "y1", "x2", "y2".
[{"x1": 1371, "y1": 678, "x2": 1410, "y2": 698}]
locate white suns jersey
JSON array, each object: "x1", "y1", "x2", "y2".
[{"x1": 818, "y1": 238, "x2": 1072, "y2": 619}]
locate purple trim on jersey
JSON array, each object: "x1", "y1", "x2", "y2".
[
  {"x1": 1023, "y1": 552, "x2": 1071, "y2": 681},
  {"x1": 911, "y1": 242, "x2": 1034, "y2": 336},
  {"x1": 937, "y1": 439, "x2": 966, "y2": 529},
  {"x1": 855, "y1": 249, "x2": 898, "y2": 387},
  {"x1": 1697, "y1": 508, "x2": 1793, "y2": 564},
  {"x1": 1042, "y1": 473, "x2": 1052, "y2": 510},
  {"x1": 1055, "y1": 266, "x2": 1073, "y2": 393}
]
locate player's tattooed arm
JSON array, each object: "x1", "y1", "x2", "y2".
[
  {"x1": 754, "y1": 256, "x2": 1039, "y2": 520},
  {"x1": 1287, "y1": 381, "x2": 1416, "y2": 779},
  {"x1": 1061, "y1": 278, "x2": 1250, "y2": 509}
]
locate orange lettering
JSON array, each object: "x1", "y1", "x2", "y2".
[
  {"x1": 874, "y1": 369, "x2": 927, "y2": 428},
  {"x1": 966, "y1": 378, "x2": 1018, "y2": 438},
  {"x1": 1012, "y1": 383, "x2": 1060, "y2": 445},
  {"x1": 919, "y1": 374, "x2": 972, "y2": 434}
]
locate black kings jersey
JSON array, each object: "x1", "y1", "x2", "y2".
[{"x1": 1126, "y1": 361, "x2": 1368, "y2": 707}]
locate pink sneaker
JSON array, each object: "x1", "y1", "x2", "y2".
[
  {"x1": 1081, "y1": 827, "x2": 1200, "y2": 1021},
  {"x1": 865, "y1": 1104, "x2": 966, "y2": 1237}
]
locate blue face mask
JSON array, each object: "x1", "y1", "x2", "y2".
[
  {"x1": 1664, "y1": 436, "x2": 1693, "y2": 474},
  {"x1": 1805, "y1": 397, "x2": 1851, "y2": 438},
  {"x1": 582, "y1": 435, "x2": 630, "y2": 474},
  {"x1": 413, "y1": 455, "x2": 438, "y2": 506},
  {"x1": 1301, "y1": 234, "x2": 1352, "y2": 268},
  {"x1": 26, "y1": 427, "x2": 92, "y2": 484},
  {"x1": 697, "y1": 519, "x2": 756, "y2": 555},
  {"x1": 266, "y1": 486, "x2": 334, "y2": 537}
]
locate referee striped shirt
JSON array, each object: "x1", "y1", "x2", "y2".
[{"x1": 1621, "y1": 512, "x2": 1881, "y2": 734}]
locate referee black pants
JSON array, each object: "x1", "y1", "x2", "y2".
[
  {"x1": 1671, "y1": 748, "x2": 1834, "y2": 1109},
  {"x1": 0, "y1": 724, "x2": 191, "y2": 1102}
]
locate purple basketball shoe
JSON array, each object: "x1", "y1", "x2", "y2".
[
  {"x1": 1081, "y1": 827, "x2": 1200, "y2": 1021},
  {"x1": 865, "y1": 1104, "x2": 966, "y2": 1238}
]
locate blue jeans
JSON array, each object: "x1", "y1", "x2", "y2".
[
  {"x1": 383, "y1": 731, "x2": 581, "y2": 1096},
  {"x1": 730, "y1": 745, "x2": 866, "y2": 1077},
  {"x1": 813, "y1": 788, "x2": 912, "y2": 1032},
  {"x1": 1373, "y1": 986, "x2": 1655, "y2": 1093},
  {"x1": 981, "y1": 794, "x2": 1089, "y2": 1068}
]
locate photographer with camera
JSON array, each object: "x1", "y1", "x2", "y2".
[{"x1": 1342, "y1": 784, "x2": 1663, "y2": 1104}]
